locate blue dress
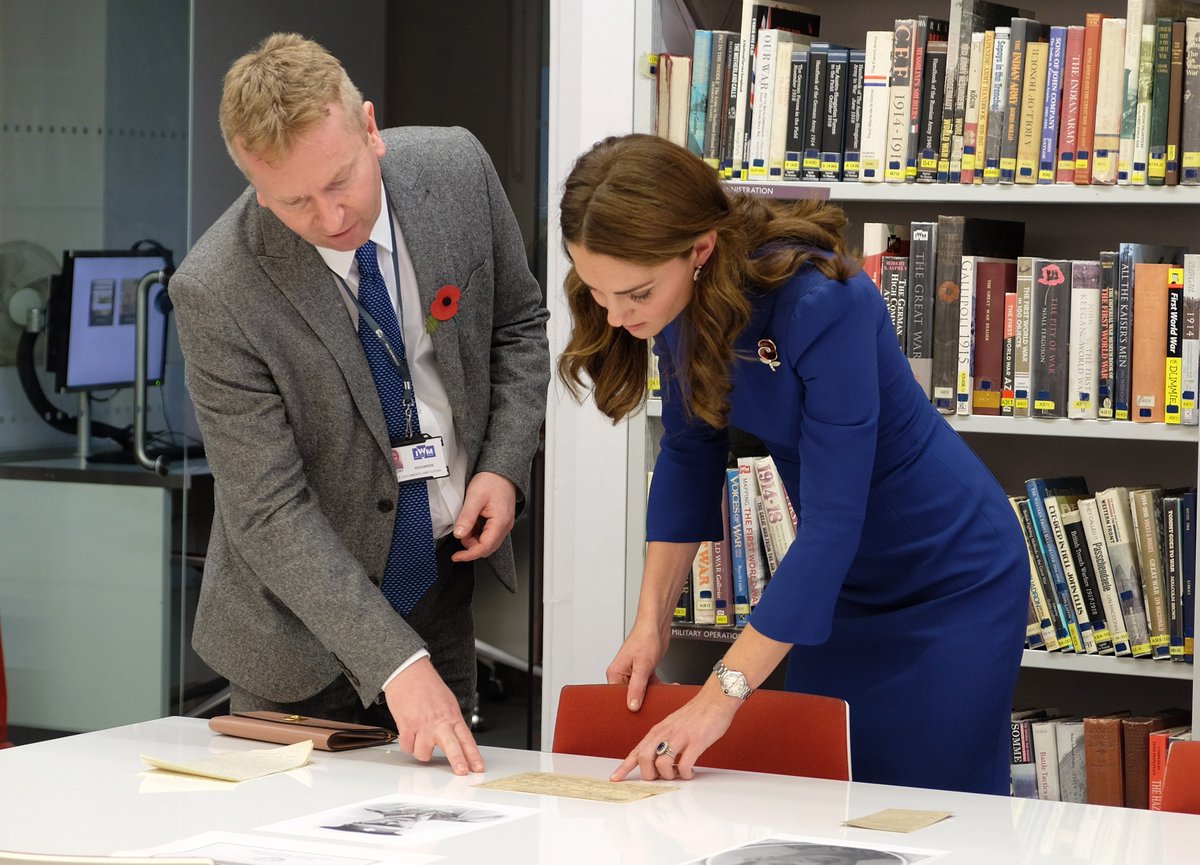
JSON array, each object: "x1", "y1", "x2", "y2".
[{"x1": 647, "y1": 260, "x2": 1028, "y2": 794}]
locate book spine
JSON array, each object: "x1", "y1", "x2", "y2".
[
  {"x1": 1073, "y1": 13, "x2": 1106, "y2": 184},
  {"x1": 843, "y1": 49, "x2": 866, "y2": 181},
  {"x1": 1133, "y1": 24, "x2": 1156, "y2": 185},
  {"x1": 972, "y1": 258, "x2": 1013, "y2": 415},
  {"x1": 1164, "y1": 495, "x2": 1185, "y2": 659},
  {"x1": 803, "y1": 44, "x2": 829, "y2": 180},
  {"x1": 1019, "y1": 497, "x2": 1068, "y2": 649},
  {"x1": 1184, "y1": 254, "x2": 1200, "y2": 424},
  {"x1": 725, "y1": 468, "x2": 750, "y2": 626},
  {"x1": 1064, "y1": 507, "x2": 1114, "y2": 653},
  {"x1": 1001, "y1": 281, "x2": 1017, "y2": 415},
  {"x1": 1166, "y1": 21, "x2": 1186, "y2": 185},
  {"x1": 1039, "y1": 27, "x2": 1067, "y2": 184},
  {"x1": 1119, "y1": 2, "x2": 1148, "y2": 184},
  {"x1": 1091, "y1": 17, "x2": 1128, "y2": 184},
  {"x1": 1057, "y1": 26, "x2": 1085, "y2": 183},
  {"x1": 906, "y1": 221, "x2": 937, "y2": 398},
  {"x1": 886, "y1": 20, "x2": 917, "y2": 182},
  {"x1": 983, "y1": 26, "x2": 1012, "y2": 184},
  {"x1": 1096, "y1": 487, "x2": 1153, "y2": 657},
  {"x1": 1013, "y1": 256, "x2": 1034, "y2": 416},
  {"x1": 1015, "y1": 40, "x2": 1047, "y2": 184},
  {"x1": 1080, "y1": 496, "x2": 1132, "y2": 656},
  {"x1": 1149, "y1": 18, "x2": 1174, "y2": 185},
  {"x1": 1166, "y1": 265, "x2": 1185, "y2": 424},
  {"x1": 916, "y1": 42, "x2": 948, "y2": 181},
  {"x1": 1031, "y1": 259, "x2": 1071, "y2": 418},
  {"x1": 687, "y1": 29, "x2": 713, "y2": 157},
  {"x1": 1068, "y1": 259, "x2": 1101, "y2": 419},
  {"x1": 957, "y1": 255, "x2": 977, "y2": 415},
  {"x1": 1183, "y1": 18, "x2": 1200, "y2": 184},
  {"x1": 690, "y1": 541, "x2": 716, "y2": 625},
  {"x1": 820, "y1": 47, "x2": 849, "y2": 181},
  {"x1": 961, "y1": 30, "x2": 988, "y2": 184},
  {"x1": 882, "y1": 255, "x2": 909, "y2": 352},
  {"x1": 1025, "y1": 480, "x2": 1085, "y2": 653},
  {"x1": 860, "y1": 31, "x2": 894, "y2": 182},
  {"x1": 747, "y1": 29, "x2": 779, "y2": 178},
  {"x1": 782, "y1": 47, "x2": 810, "y2": 181},
  {"x1": 933, "y1": 215, "x2": 966, "y2": 414},
  {"x1": 703, "y1": 33, "x2": 732, "y2": 167},
  {"x1": 970, "y1": 29, "x2": 997, "y2": 184},
  {"x1": 1131, "y1": 487, "x2": 1171, "y2": 659},
  {"x1": 754, "y1": 456, "x2": 796, "y2": 571},
  {"x1": 736, "y1": 459, "x2": 767, "y2": 609},
  {"x1": 999, "y1": 18, "x2": 1033, "y2": 184},
  {"x1": 1098, "y1": 250, "x2": 1119, "y2": 419},
  {"x1": 1046, "y1": 497, "x2": 1100, "y2": 654}
]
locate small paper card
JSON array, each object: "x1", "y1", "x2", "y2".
[
  {"x1": 141, "y1": 740, "x2": 313, "y2": 782},
  {"x1": 475, "y1": 771, "x2": 676, "y2": 803},
  {"x1": 843, "y1": 808, "x2": 953, "y2": 833}
]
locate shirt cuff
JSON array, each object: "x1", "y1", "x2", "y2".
[{"x1": 382, "y1": 648, "x2": 431, "y2": 690}]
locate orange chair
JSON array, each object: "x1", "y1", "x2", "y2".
[
  {"x1": 1161, "y1": 739, "x2": 1200, "y2": 814},
  {"x1": 552, "y1": 683, "x2": 850, "y2": 780}
]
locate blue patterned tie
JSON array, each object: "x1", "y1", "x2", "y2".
[{"x1": 354, "y1": 240, "x2": 440, "y2": 615}]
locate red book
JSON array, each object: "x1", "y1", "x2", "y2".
[
  {"x1": 972, "y1": 257, "x2": 1017, "y2": 415},
  {"x1": 1072, "y1": 13, "x2": 1105, "y2": 184},
  {"x1": 1056, "y1": 25, "x2": 1085, "y2": 183}
]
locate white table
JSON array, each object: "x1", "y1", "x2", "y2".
[{"x1": 0, "y1": 717, "x2": 1197, "y2": 863}]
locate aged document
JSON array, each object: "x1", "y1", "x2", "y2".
[
  {"x1": 476, "y1": 772, "x2": 675, "y2": 803},
  {"x1": 141, "y1": 740, "x2": 313, "y2": 782},
  {"x1": 843, "y1": 808, "x2": 954, "y2": 832}
]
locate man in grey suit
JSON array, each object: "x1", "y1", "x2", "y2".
[{"x1": 169, "y1": 33, "x2": 549, "y2": 775}]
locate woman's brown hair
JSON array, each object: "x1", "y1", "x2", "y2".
[{"x1": 557, "y1": 133, "x2": 857, "y2": 427}]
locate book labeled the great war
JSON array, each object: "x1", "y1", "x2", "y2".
[
  {"x1": 930, "y1": 216, "x2": 1024, "y2": 414},
  {"x1": 906, "y1": 221, "x2": 938, "y2": 397},
  {"x1": 1096, "y1": 485, "x2": 1154, "y2": 657}
]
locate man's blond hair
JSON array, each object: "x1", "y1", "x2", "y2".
[{"x1": 219, "y1": 32, "x2": 365, "y2": 168}]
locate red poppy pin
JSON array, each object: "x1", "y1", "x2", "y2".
[
  {"x1": 424, "y1": 284, "x2": 461, "y2": 333},
  {"x1": 757, "y1": 338, "x2": 780, "y2": 372}
]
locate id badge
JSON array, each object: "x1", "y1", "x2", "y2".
[{"x1": 391, "y1": 434, "x2": 450, "y2": 483}]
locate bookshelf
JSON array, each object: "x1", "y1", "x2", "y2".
[{"x1": 614, "y1": 0, "x2": 1200, "y2": 727}]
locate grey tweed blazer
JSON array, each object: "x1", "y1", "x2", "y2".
[{"x1": 170, "y1": 127, "x2": 549, "y2": 705}]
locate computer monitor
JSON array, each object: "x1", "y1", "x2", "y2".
[{"x1": 45, "y1": 249, "x2": 170, "y2": 393}]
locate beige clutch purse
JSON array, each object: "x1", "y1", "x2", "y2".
[{"x1": 208, "y1": 711, "x2": 397, "y2": 751}]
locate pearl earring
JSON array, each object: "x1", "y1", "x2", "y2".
[{"x1": 693, "y1": 265, "x2": 703, "y2": 283}]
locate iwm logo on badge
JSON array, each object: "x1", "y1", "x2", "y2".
[{"x1": 391, "y1": 435, "x2": 450, "y2": 484}]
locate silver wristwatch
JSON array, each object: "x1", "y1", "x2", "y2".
[{"x1": 712, "y1": 660, "x2": 753, "y2": 700}]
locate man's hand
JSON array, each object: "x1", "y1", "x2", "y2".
[
  {"x1": 451, "y1": 471, "x2": 517, "y2": 562},
  {"x1": 383, "y1": 656, "x2": 484, "y2": 775}
]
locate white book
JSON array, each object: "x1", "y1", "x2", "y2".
[
  {"x1": 961, "y1": 31, "x2": 986, "y2": 183},
  {"x1": 690, "y1": 542, "x2": 716, "y2": 625},
  {"x1": 1045, "y1": 496, "x2": 1099, "y2": 654},
  {"x1": 1183, "y1": 253, "x2": 1200, "y2": 424},
  {"x1": 1095, "y1": 486, "x2": 1153, "y2": 657},
  {"x1": 1068, "y1": 260, "x2": 1101, "y2": 419},
  {"x1": 1078, "y1": 497, "x2": 1132, "y2": 656},
  {"x1": 1032, "y1": 717, "x2": 1065, "y2": 800},
  {"x1": 1055, "y1": 718, "x2": 1088, "y2": 803},
  {"x1": 983, "y1": 26, "x2": 1012, "y2": 185},
  {"x1": 666, "y1": 55, "x2": 692, "y2": 148},
  {"x1": 747, "y1": 29, "x2": 782, "y2": 177},
  {"x1": 767, "y1": 42, "x2": 799, "y2": 177},
  {"x1": 1091, "y1": 17, "x2": 1127, "y2": 184},
  {"x1": 885, "y1": 19, "x2": 917, "y2": 182},
  {"x1": 1133, "y1": 24, "x2": 1156, "y2": 185},
  {"x1": 1119, "y1": 0, "x2": 1149, "y2": 183},
  {"x1": 860, "y1": 30, "x2": 894, "y2": 182},
  {"x1": 753, "y1": 456, "x2": 795, "y2": 576}
]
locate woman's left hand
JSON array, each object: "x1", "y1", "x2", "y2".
[{"x1": 609, "y1": 685, "x2": 740, "y2": 782}]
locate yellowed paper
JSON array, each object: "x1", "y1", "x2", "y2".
[
  {"x1": 140, "y1": 740, "x2": 313, "y2": 783},
  {"x1": 475, "y1": 771, "x2": 676, "y2": 803},
  {"x1": 843, "y1": 808, "x2": 953, "y2": 833}
]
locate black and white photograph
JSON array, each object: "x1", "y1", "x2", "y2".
[
  {"x1": 685, "y1": 834, "x2": 947, "y2": 865},
  {"x1": 259, "y1": 794, "x2": 536, "y2": 848}
]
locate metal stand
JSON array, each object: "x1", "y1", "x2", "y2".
[{"x1": 75, "y1": 393, "x2": 90, "y2": 460}]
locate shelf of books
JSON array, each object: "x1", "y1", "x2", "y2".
[{"x1": 627, "y1": 0, "x2": 1200, "y2": 807}]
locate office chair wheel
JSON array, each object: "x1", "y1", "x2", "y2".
[{"x1": 467, "y1": 689, "x2": 486, "y2": 733}]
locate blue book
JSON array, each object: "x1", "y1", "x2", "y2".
[
  {"x1": 1025, "y1": 476, "x2": 1091, "y2": 653},
  {"x1": 1038, "y1": 26, "x2": 1067, "y2": 184},
  {"x1": 725, "y1": 468, "x2": 751, "y2": 627},
  {"x1": 687, "y1": 29, "x2": 713, "y2": 157}
]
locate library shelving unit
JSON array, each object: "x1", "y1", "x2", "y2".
[{"x1": 617, "y1": 0, "x2": 1200, "y2": 719}]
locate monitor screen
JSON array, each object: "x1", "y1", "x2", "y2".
[{"x1": 46, "y1": 249, "x2": 170, "y2": 392}]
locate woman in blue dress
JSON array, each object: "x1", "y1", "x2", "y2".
[{"x1": 557, "y1": 134, "x2": 1028, "y2": 795}]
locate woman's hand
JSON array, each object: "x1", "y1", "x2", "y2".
[
  {"x1": 605, "y1": 617, "x2": 672, "y2": 711},
  {"x1": 609, "y1": 682, "x2": 739, "y2": 782}
]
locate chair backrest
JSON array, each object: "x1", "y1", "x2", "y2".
[
  {"x1": 552, "y1": 683, "x2": 850, "y2": 780},
  {"x1": 1161, "y1": 739, "x2": 1200, "y2": 814}
]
